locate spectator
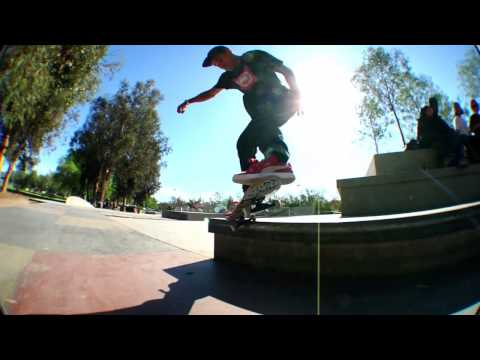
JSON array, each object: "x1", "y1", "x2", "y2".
[
  {"x1": 470, "y1": 99, "x2": 480, "y2": 136},
  {"x1": 453, "y1": 102, "x2": 469, "y2": 135},
  {"x1": 418, "y1": 105, "x2": 468, "y2": 168},
  {"x1": 469, "y1": 99, "x2": 480, "y2": 162}
]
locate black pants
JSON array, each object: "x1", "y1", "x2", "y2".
[
  {"x1": 237, "y1": 89, "x2": 298, "y2": 172},
  {"x1": 428, "y1": 132, "x2": 467, "y2": 166},
  {"x1": 467, "y1": 135, "x2": 480, "y2": 163}
]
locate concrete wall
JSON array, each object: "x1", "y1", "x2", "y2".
[
  {"x1": 338, "y1": 164, "x2": 480, "y2": 217},
  {"x1": 366, "y1": 149, "x2": 441, "y2": 176},
  {"x1": 210, "y1": 219, "x2": 317, "y2": 274},
  {"x1": 319, "y1": 202, "x2": 480, "y2": 277},
  {"x1": 162, "y1": 210, "x2": 225, "y2": 221},
  {"x1": 209, "y1": 202, "x2": 480, "y2": 278}
]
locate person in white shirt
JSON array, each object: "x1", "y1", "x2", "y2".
[{"x1": 453, "y1": 102, "x2": 469, "y2": 135}]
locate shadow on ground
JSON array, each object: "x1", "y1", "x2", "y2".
[
  {"x1": 91, "y1": 259, "x2": 317, "y2": 315},
  {"x1": 321, "y1": 256, "x2": 480, "y2": 315}
]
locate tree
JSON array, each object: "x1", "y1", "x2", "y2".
[
  {"x1": 115, "y1": 80, "x2": 170, "y2": 207},
  {"x1": 1, "y1": 123, "x2": 27, "y2": 192},
  {"x1": 352, "y1": 47, "x2": 414, "y2": 146},
  {"x1": 25, "y1": 170, "x2": 39, "y2": 191},
  {"x1": 54, "y1": 154, "x2": 82, "y2": 196},
  {"x1": 70, "y1": 79, "x2": 170, "y2": 208},
  {"x1": 144, "y1": 196, "x2": 158, "y2": 210},
  {"x1": 399, "y1": 75, "x2": 452, "y2": 131},
  {"x1": 357, "y1": 97, "x2": 390, "y2": 154},
  {"x1": 1, "y1": 45, "x2": 114, "y2": 192},
  {"x1": 353, "y1": 47, "x2": 453, "y2": 149},
  {"x1": 0, "y1": 46, "x2": 57, "y2": 171},
  {"x1": 10, "y1": 170, "x2": 28, "y2": 190},
  {"x1": 458, "y1": 46, "x2": 480, "y2": 98}
]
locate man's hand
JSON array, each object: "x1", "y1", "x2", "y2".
[
  {"x1": 291, "y1": 89, "x2": 303, "y2": 116},
  {"x1": 177, "y1": 100, "x2": 189, "y2": 114}
]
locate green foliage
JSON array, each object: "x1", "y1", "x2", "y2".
[
  {"x1": 357, "y1": 97, "x2": 389, "y2": 154},
  {"x1": 10, "y1": 171, "x2": 30, "y2": 190},
  {"x1": 53, "y1": 154, "x2": 82, "y2": 196},
  {"x1": 458, "y1": 47, "x2": 480, "y2": 98},
  {"x1": 70, "y1": 79, "x2": 171, "y2": 207},
  {"x1": 352, "y1": 47, "x2": 452, "y2": 149},
  {"x1": 163, "y1": 189, "x2": 340, "y2": 215},
  {"x1": 10, "y1": 170, "x2": 59, "y2": 195},
  {"x1": 25, "y1": 170, "x2": 39, "y2": 190},
  {"x1": 0, "y1": 46, "x2": 57, "y2": 128},
  {"x1": 144, "y1": 196, "x2": 158, "y2": 210},
  {"x1": 1, "y1": 45, "x2": 114, "y2": 192}
]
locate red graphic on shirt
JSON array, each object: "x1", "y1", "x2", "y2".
[{"x1": 233, "y1": 65, "x2": 257, "y2": 92}]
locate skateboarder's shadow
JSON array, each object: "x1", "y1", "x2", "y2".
[
  {"x1": 320, "y1": 255, "x2": 480, "y2": 315},
  {"x1": 92, "y1": 259, "x2": 316, "y2": 315}
]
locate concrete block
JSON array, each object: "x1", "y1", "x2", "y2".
[{"x1": 340, "y1": 163, "x2": 480, "y2": 217}]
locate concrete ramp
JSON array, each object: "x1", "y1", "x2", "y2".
[{"x1": 65, "y1": 196, "x2": 94, "y2": 208}]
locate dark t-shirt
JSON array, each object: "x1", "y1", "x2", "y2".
[
  {"x1": 214, "y1": 50, "x2": 288, "y2": 113},
  {"x1": 470, "y1": 113, "x2": 480, "y2": 135},
  {"x1": 417, "y1": 114, "x2": 454, "y2": 146}
]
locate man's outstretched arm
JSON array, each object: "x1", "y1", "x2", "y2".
[
  {"x1": 274, "y1": 64, "x2": 302, "y2": 115},
  {"x1": 274, "y1": 64, "x2": 300, "y2": 96},
  {"x1": 177, "y1": 87, "x2": 223, "y2": 113}
]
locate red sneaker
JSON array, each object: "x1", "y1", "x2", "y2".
[
  {"x1": 233, "y1": 154, "x2": 295, "y2": 185},
  {"x1": 246, "y1": 154, "x2": 283, "y2": 174}
]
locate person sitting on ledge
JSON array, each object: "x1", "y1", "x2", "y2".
[
  {"x1": 417, "y1": 102, "x2": 468, "y2": 168},
  {"x1": 470, "y1": 99, "x2": 480, "y2": 136},
  {"x1": 469, "y1": 99, "x2": 480, "y2": 162},
  {"x1": 453, "y1": 102, "x2": 477, "y2": 163},
  {"x1": 453, "y1": 102, "x2": 469, "y2": 135}
]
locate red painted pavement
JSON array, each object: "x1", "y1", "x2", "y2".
[{"x1": 9, "y1": 250, "x2": 206, "y2": 315}]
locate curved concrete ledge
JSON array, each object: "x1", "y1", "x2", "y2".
[
  {"x1": 163, "y1": 210, "x2": 225, "y2": 221},
  {"x1": 208, "y1": 201, "x2": 480, "y2": 277}
]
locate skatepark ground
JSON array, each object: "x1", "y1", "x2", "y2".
[
  {"x1": 0, "y1": 194, "x2": 315, "y2": 315},
  {"x1": 1, "y1": 193, "x2": 480, "y2": 315}
]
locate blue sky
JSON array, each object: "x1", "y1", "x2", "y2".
[{"x1": 5, "y1": 45, "x2": 474, "y2": 202}]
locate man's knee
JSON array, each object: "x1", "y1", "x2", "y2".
[
  {"x1": 237, "y1": 138, "x2": 253, "y2": 158},
  {"x1": 236, "y1": 135, "x2": 246, "y2": 152}
]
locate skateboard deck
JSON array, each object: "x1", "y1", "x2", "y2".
[{"x1": 227, "y1": 176, "x2": 282, "y2": 232}]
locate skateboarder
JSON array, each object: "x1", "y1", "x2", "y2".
[{"x1": 177, "y1": 46, "x2": 301, "y2": 199}]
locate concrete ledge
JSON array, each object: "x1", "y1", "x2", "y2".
[
  {"x1": 338, "y1": 164, "x2": 480, "y2": 217},
  {"x1": 209, "y1": 219, "x2": 317, "y2": 274},
  {"x1": 366, "y1": 149, "x2": 440, "y2": 176},
  {"x1": 163, "y1": 210, "x2": 225, "y2": 221},
  {"x1": 209, "y1": 202, "x2": 480, "y2": 277}
]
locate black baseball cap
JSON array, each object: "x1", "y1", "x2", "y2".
[{"x1": 202, "y1": 46, "x2": 230, "y2": 67}]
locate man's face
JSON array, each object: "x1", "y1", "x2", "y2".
[
  {"x1": 212, "y1": 52, "x2": 235, "y2": 70},
  {"x1": 426, "y1": 107, "x2": 434, "y2": 118},
  {"x1": 472, "y1": 103, "x2": 479, "y2": 114}
]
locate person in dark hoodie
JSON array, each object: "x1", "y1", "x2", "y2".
[{"x1": 417, "y1": 98, "x2": 468, "y2": 168}]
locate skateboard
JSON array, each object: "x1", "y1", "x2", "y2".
[{"x1": 227, "y1": 176, "x2": 282, "y2": 232}]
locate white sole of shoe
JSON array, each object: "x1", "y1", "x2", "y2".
[{"x1": 232, "y1": 172, "x2": 295, "y2": 185}]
